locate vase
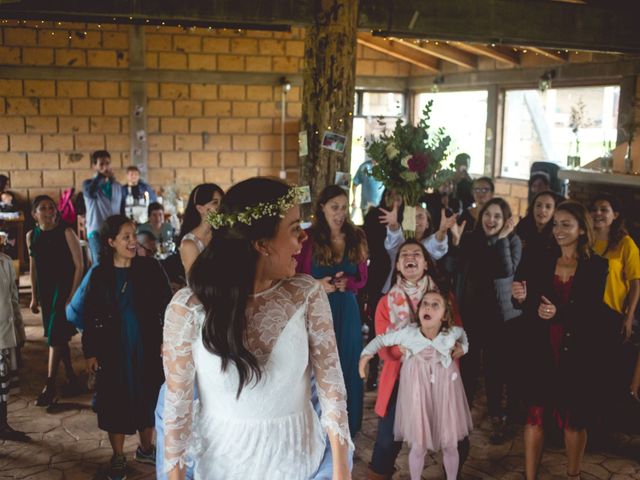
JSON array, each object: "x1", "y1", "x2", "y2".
[
  {"x1": 625, "y1": 143, "x2": 633, "y2": 174},
  {"x1": 402, "y1": 205, "x2": 417, "y2": 238},
  {"x1": 567, "y1": 138, "x2": 581, "y2": 169}
]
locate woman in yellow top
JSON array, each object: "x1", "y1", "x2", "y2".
[{"x1": 590, "y1": 193, "x2": 640, "y2": 339}]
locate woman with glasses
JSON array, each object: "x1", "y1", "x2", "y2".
[{"x1": 459, "y1": 177, "x2": 494, "y2": 232}]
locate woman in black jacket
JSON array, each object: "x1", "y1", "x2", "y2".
[
  {"x1": 512, "y1": 200, "x2": 610, "y2": 480},
  {"x1": 452, "y1": 197, "x2": 522, "y2": 444},
  {"x1": 82, "y1": 215, "x2": 171, "y2": 480}
]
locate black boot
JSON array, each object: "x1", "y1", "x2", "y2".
[
  {"x1": 0, "y1": 402, "x2": 30, "y2": 442},
  {"x1": 35, "y1": 378, "x2": 57, "y2": 407}
]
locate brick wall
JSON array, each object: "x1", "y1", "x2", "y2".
[
  {"x1": 494, "y1": 178, "x2": 529, "y2": 219},
  {"x1": 0, "y1": 21, "x2": 409, "y2": 203}
]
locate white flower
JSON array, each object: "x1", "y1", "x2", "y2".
[
  {"x1": 385, "y1": 143, "x2": 399, "y2": 159},
  {"x1": 401, "y1": 155, "x2": 412, "y2": 168}
]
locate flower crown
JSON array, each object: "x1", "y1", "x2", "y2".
[{"x1": 206, "y1": 185, "x2": 304, "y2": 230}]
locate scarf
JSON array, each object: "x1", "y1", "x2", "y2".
[{"x1": 387, "y1": 274, "x2": 436, "y2": 331}]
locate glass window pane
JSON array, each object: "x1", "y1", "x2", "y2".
[
  {"x1": 361, "y1": 92, "x2": 404, "y2": 117},
  {"x1": 415, "y1": 91, "x2": 488, "y2": 175},
  {"x1": 501, "y1": 85, "x2": 620, "y2": 179}
]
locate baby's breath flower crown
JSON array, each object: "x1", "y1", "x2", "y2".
[{"x1": 206, "y1": 185, "x2": 304, "y2": 230}]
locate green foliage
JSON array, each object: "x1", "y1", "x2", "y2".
[{"x1": 365, "y1": 100, "x2": 451, "y2": 205}]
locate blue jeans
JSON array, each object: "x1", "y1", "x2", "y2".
[
  {"x1": 155, "y1": 379, "x2": 351, "y2": 479},
  {"x1": 369, "y1": 381, "x2": 403, "y2": 475},
  {"x1": 87, "y1": 231, "x2": 101, "y2": 265}
]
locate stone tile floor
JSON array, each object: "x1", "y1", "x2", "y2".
[{"x1": 2, "y1": 287, "x2": 640, "y2": 479}]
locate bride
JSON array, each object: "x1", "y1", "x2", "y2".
[{"x1": 162, "y1": 177, "x2": 352, "y2": 480}]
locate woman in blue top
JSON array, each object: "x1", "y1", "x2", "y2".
[
  {"x1": 82, "y1": 215, "x2": 171, "y2": 480},
  {"x1": 297, "y1": 185, "x2": 369, "y2": 437}
]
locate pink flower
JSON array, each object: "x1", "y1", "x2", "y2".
[{"x1": 408, "y1": 153, "x2": 430, "y2": 172}]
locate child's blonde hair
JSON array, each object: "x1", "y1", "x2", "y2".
[{"x1": 414, "y1": 289, "x2": 454, "y2": 333}]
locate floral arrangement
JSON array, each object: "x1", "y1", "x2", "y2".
[
  {"x1": 207, "y1": 186, "x2": 303, "y2": 229},
  {"x1": 365, "y1": 100, "x2": 451, "y2": 235},
  {"x1": 568, "y1": 99, "x2": 591, "y2": 168}
]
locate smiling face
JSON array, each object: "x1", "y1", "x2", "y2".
[
  {"x1": 590, "y1": 199, "x2": 618, "y2": 232},
  {"x1": 417, "y1": 292, "x2": 446, "y2": 331},
  {"x1": 196, "y1": 191, "x2": 223, "y2": 219},
  {"x1": 396, "y1": 243, "x2": 427, "y2": 283},
  {"x1": 482, "y1": 204, "x2": 505, "y2": 237},
  {"x1": 553, "y1": 210, "x2": 583, "y2": 249},
  {"x1": 32, "y1": 199, "x2": 58, "y2": 228},
  {"x1": 321, "y1": 193, "x2": 349, "y2": 231},
  {"x1": 149, "y1": 208, "x2": 164, "y2": 229},
  {"x1": 108, "y1": 222, "x2": 137, "y2": 261},
  {"x1": 533, "y1": 194, "x2": 555, "y2": 228},
  {"x1": 473, "y1": 180, "x2": 493, "y2": 207},
  {"x1": 261, "y1": 205, "x2": 307, "y2": 280}
]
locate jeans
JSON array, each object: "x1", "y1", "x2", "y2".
[
  {"x1": 87, "y1": 231, "x2": 101, "y2": 265},
  {"x1": 369, "y1": 381, "x2": 403, "y2": 475}
]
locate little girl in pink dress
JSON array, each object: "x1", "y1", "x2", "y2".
[{"x1": 359, "y1": 290, "x2": 473, "y2": 480}]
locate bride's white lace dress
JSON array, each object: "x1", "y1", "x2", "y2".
[{"x1": 162, "y1": 274, "x2": 352, "y2": 479}]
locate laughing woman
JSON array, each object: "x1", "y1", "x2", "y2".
[
  {"x1": 82, "y1": 215, "x2": 171, "y2": 480},
  {"x1": 452, "y1": 197, "x2": 522, "y2": 444},
  {"x1": 297, "y1": 185, "x2": 368, "y2": 437}
]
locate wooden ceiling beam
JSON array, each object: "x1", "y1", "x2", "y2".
[
  {"x1": 525, "y1": 47, "x2": 569, "y2": 62},
  {"x1": 357, "y1": 33, "x2": 440, "y2": 73},
  {"x1": 395, "y1": 39, "x2": 477, "y2": 69},
  {"x1": 452, "y1": 42, "x2": 520, "y2": 66},
  {"x1": 359, "y1": 0, "x2": 640, "y2": 54}
]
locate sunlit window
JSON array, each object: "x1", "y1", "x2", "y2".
[
  {"x1": 350, "y1": 91, "x2": 405, "y2": 223},
  {"x1": 415, "y1": 91, "x2": 488, "y2": 175},
  {"x1": 501, "y1": 85, "x2": 619, "y2": 179}
]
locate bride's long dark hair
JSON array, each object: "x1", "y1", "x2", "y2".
[{"x1": 190, "y1": 177, "x2": 290, "y2": 398}]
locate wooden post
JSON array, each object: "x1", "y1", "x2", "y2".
[{"x1": 300, "y1": 0, "x2": 358, "y2": 204}]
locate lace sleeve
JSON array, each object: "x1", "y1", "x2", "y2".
[
  {"x1": 305, "y1": 282, "x2": 353, "y2": 448},
  {"x1": 162, "y1": 295, "x2": 200, "y2": 475}
]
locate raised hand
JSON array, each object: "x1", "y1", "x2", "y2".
[
  {"x1": 439, "y1": 208, "x2": 458, "y2": 233},
  {"x1": 450, "y1": 220, "x2": 467, "y2": 246},
  {"x1": 378, "y1": 204, "x2": 400, "y2": 231},
  {"x1": 498, "y1": 217, "x2": 516, "y2": 239}
]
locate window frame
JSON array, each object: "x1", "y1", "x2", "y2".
[{"x1": 497, "y1": 81, "x2": 622, "y2": 180}]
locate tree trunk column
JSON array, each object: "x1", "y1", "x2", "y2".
[{"x1": 301, "y1": 0, "x2": 358, "y2": 203}]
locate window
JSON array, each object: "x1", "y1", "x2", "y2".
[
  {"x1": 415, "y1": 90, "x2": 488, "y2": 175},
  {"x1": 501, "y1": 85, "x2": 620, "y2": 179},
  {"x1": 350, "y1": 91, "x2": 405, "y2": 223}
]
